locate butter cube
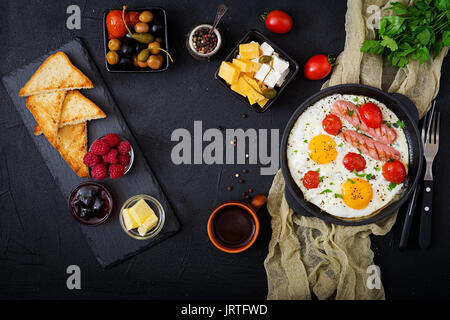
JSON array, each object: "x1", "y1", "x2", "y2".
[
  {"x1": 138, "y1": 214, "x2": 159, "y2": 236},
  {"x1": 129, "y1": 199, "x2": 155, "y2": 225},
  {"x1": 218, "y1": 61, "x2": 241, "y2": 85},
  {"x1": 239, "y1": 42, "x2": 260, "y2": 60},
  {"x1": 122, "y1": 208, "x2": 139, "y2": 231}
]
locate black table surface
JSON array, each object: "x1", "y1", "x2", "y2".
[{"x1": 0, "y1": 0, "x2": 449, "y2": 300}]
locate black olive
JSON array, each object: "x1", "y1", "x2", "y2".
[
  {"x1": 124, "y1": 33, "x2": 133, "y2": 40},
  {"x1": 135, "y1": 42, "x2": 147, "y2": 53},
  {"x1": 119, "y1": 56, "x2": 133, "y2": 67},
  {"x1": 150, "y1": 21, "x2": 163, "y2": 36},
  {"x1": 120, "y1": 41, "x2": 134, "y2": 56}
]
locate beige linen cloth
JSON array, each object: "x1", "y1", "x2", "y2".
[{"x1": 264, "y1": 0, "x2": 448, "y2": 300}]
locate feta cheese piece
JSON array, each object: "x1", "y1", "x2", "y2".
[
  {"x1": 255, "y1": 64, "x2": 282, "y2": 88},
  {"x1": 260, "y1": 42, "x2": 274, "y2": 56},
  {"x1": 254, "y1": 64, "x2": 271, "y2": 81},
  {"x1": 276, "y1": 68, "x2": 290, "y2": 87},
  {"x1": 272, "y1": 55, "x2": 289, "y2": 74}
]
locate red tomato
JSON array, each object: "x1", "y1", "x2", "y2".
[
  {"x1": 263, "y1": 10, "x2": 293, "y2": 34},
  {"x1": 302, "y1": 170, "x2": 320, "y2": 189},
  {"x1": 382, "y1": 160, "x2": 406, "y2": 184},
  {"x1": 322, "y1": 114, "x2": 342, "y2": 136},
  {"x1": 106, "y1": 10, "x2": 129, "y2": 38},
  {"x1": 128, "y1": 11, "x2": 140, "y2": 28},
  {"x1": 343, "y1": 152, "x2": 366, "y2": 172},
  {"x1": 304, "y1": 54, "x2": 333, "y2": 80},
  {"x1": 358, "y1": 102, "x2": 383, "y2": 129}
]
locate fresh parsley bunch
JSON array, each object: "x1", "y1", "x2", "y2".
[{"x1": 361, "y1": 0, "x2": 450, "y2": 67}]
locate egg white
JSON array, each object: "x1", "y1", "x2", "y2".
[{"x1": 286, "y1": 94, "x2": 409, "y2": 218}]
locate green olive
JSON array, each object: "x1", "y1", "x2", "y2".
[
  {"x1": 148, "y1": 41, "x2": 161, "y2": 54},
  {"x1": 134, "y1": 22, "x2": 149, "y2": 33},
  {"x1": 132, "y1": 32, "x2": 154, "y2": 44},
  {"x1": 137, "y1": 49, "x2": 150, "y2": 62},
  {"x1": 262, "y1": 88, "x2": 277, "y2": 99},
  {"x1": 108, "y1": 38, "x2": 121, "y2": 51},
  {"x1": 139, "y1": 11, "x2": 153, "y2": 23},
  {"x1": 106, "y1": 51, "x2": 119, "y2": 65},
  {"x1": 259, "y1": 55, "x2": 273, "y2": 64}
]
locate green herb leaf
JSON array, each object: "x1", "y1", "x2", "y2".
[
  {"x1": 338, "y1": 143, "x2": 343, "y2": 147},
  {"x1": 361, "y1": 40, "x2": 385, "y2": 55},
  {"x1": 388, "y1": 182, "x2": 397, "y2": 191},
  {"x1": 374, "y1": 166, "x2": 381, "y2": 171},
  {"x1": 347, "y1": 178, "x2": 355, "y2": 184},
  {"x1": 365, "y1": 174, "x2": 373, "y2": 181},
  {"x1": 334, "y1": 193, "x2": 343, "y2": 199},
  {"x1": 347, "y1": 108, "x2": 355, "y2": 117},
  {"x1": 353, "y1": 169, "x2": 366, "y2": 178},
  {"x1": 381, "y1": 36, "x2": 399, "y2": 51},
  {"x1": 304, "y1": 139, "x2": 308, "y2": 143},
  {"x1": 316, "y1": 168, "x2": 320, "y2": 172},
  {"x1": 396, "y1": 120, "x2": 406, "y2": 129},
  {"x1": 320, "y1": 176, "x2": 324, "y2": 182},
  {"x1": 320, "y1": 189, "x2": 332, "y2": 194},
  {"x1": 383, "y1": 120, "x2": 392, "y2": 128}
]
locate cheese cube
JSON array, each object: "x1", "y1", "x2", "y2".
[
  {"x1": 230, "y1": 76, "x2": 248, "y2": 97},
  {"x1": 257, "y1": 98, "x2": 269, "y2": 108},
  {"x1": 218, "y1": 61, "x2": 241, "y2": 85},
  {"x1": 122, "y1": 208, "x2": 139, "y2": 231},
  {"x1": 243, "y1": 83, "x2": 264, "y2": 105},
  {"x1": 138, "y1": 214, "x2": 159, "y2": 236},
  {"x1": 242, "y1": 74, "x2": 261, "y2": 92},
  {"x1": 272, "y1": 56, "x2": 289, "y2": 74},
  {"x1": 254, "y1": 64, "x2": 282, "y2": 88},
  {"x1": 232, "y1": 59, "x2": 253, "y2": 73},
  {"x1": 239, "y1": 42, "x2": 260, "y2": 60},
  {"x1": 260, "y1": 42, "x2": 274, "y2": 56},
  {"x1": 276, "y1": 68, "x2": 290, "y2": 87},
  {"x1": 128, "y1": 199, "x2": 155, "y2": 225}
]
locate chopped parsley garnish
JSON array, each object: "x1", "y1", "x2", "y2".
[
  {"x1": 330, "y1": 182, "x2": 334, "y2": 185},
  {"x1": 347, "y1": 108, "x2": 355, "y2": 117},
  {"x1": 387, "y1": 158, "x2": 394, "y2": 163},
  {"x1": 365, "y1": 173, "x2": 373, "y2": 181},
  {"x1": 383, "y1": 120, "x2": 392, "y2": 128},
  {"x1": 396, "y1": 120, "x2": 405, "y2": 129},
  {"x1": 374, "y1": 166, "x2": 381, "y2": 171},
  {"x1": 347, "y1": 178, "x2": 355, "y2": 184},
  {"x1": 355, "y1": 124, "x2": 359, "y2": 131},
  {"x1": 353, "y1": 97, "x2": 359, "y2": 102},
  {"x1": 316, "y1": 168, "x2": 320, "y2": 172},
  {"x1": 320, "y1": 189, "x2": 332, "y2": 194},
  {"x1": 388, "y1": 182, "x2": 397, "y2": 191},
  {"x1": 357, "y1": 148, "x2": 362, "y2": 154},
  {"x1": 334, "y1": 193, "x2": 343, "y2": 199},
  {"x1": 320, "y1": 176, "x2": 324, "y2": 182},
  {"x1": 353, "y1": 170, "x2": 366, "y2": 178},
  {"x1": 338, "y1": 143, "x2": 343, "y2": 147},
  {"x1": 304, "y1": 139, "x2": 308, "y2": 143}
]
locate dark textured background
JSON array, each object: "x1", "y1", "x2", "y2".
[{"x1": 0, "y1": 0, "x2": 449, "y2": 299}]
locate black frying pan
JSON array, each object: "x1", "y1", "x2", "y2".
[{"x1": 280, "y1": 84, "x2": 423, "y2": 226}]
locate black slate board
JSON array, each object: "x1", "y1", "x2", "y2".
[{"x1": 1, "y1": 38, "x2": 180, "y2": 268}]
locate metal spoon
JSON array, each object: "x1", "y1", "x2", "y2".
[{"x1": 209, "y1": 4, "x2": 228, "y2": 34}]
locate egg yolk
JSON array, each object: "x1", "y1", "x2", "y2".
[
  {"x1": 308, "y1": 134, "x2": 337, "y2": 164},
  {"x1": 341, "y1": 178, "x2": 373, "y2": 210}
]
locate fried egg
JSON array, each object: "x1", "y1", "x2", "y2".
[{"x1": 286, "y1": 94, "x2": 409, "y2": 218}]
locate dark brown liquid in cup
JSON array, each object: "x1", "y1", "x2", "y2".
[{"x1": 212, "y1": 205, "x2": 255, "y2": 248}]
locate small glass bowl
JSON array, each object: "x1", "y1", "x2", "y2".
[
  {"x1": 89, "y1": 135, "x2": 134, "y2": 176},
  {"x1": 68, "y1": 182, "x2": 113, "y2": 226},
  {"x1": 119, "y1": 194, "x2": 165, "y2": 240}
]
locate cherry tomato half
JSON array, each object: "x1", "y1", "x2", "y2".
[
  {"x1": 304, "y1": 54, "x2": 333, "y2": 80},
  {"x1": 358, "y1": 102, "x2": 383, "y2": 129},
  {"x1": 322, "y1": 114, "x2": 342, "y2": 136},
  {"x1": 302, "y1": 170, "x2": 320, "y2": 189},
  {"x1": 263, "y1": 10, "x2": 293, "y2": 34},
  {"x1": 106, "y1": 10, "x2": 129, "y2": 38},
  {"x1": 343, "y1": 152, "x2": 366, "y2": 172},
  {"x1": 382, "y1": 160, "x2": 406, "y2": 184}
]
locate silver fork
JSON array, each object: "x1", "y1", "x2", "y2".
[{"x1": 419, "y1": 101, "x2": 440, "y2": 249}]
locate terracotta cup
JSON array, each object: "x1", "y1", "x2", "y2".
[{"x1": 207, "y1": 194, "x2": 266, "y2": 253}]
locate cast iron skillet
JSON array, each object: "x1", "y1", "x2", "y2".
[{"x1": 280, "y1": 84, "x2": 423, "y2": 226}]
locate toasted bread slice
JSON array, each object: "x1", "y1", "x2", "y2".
[
  {"x1": 19, "y1": 52, "x2": 93, "y2": 97},
  {"x1": 54, "y1": 122, "x2": 90, "y2": 178},
  {"x1": 34, "y1": 90, "x2": 106, "y2": 136},
  {"x1": 26, "y1": 91, "x2": 67, "y2": 145}
]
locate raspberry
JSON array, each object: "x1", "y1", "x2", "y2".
[
  {"x1": 103, "y1": 148, "x2": 119, "y2": 164},
  {"x1": 103, "y1": 133, "x2": 121, "y2": 147},
  {"x1": 90, "y1": 139, "x2": 110, "y2": 156},
  {"x1": 118, "y1": 154, "x2": 131, "y2": 166},
  {"x1": 91, "y1": 164, "x2": 108, "y2": 180},
  {"x1": 118, "y1": 141, "x2": 131, "y2": 155},
  {"x1": 109, "y1": 164, "x2": 125, "y2": 179},
  {"x1": 83, "y1": 152, "x2": 101, "y2": 167}
]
